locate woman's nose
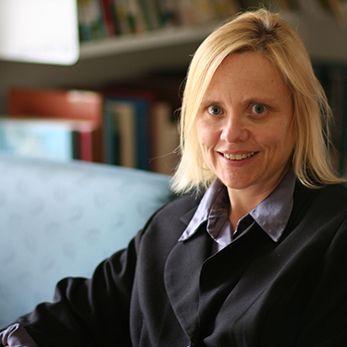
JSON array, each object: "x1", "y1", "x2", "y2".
[{"x1": 220, "y1": 115, "x2": 249, "y2": 143}]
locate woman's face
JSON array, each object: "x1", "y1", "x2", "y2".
[{"x1": 196, "y1": 51, "x2": 296, "y2": 199}]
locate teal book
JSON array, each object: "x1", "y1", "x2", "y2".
[
  {"x1": 103, "y1": 89, "x2": 155, "y2": 171},
  {"x1": 103, "y1": 99, "x2": 136, "y2": 167},
  {"x1": 0, "y1": 117, "x2": 79, "y2": 161}
]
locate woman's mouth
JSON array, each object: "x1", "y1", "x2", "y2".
[{"x1": 223, "y1": 152, "x2": 256, "y2": 161}]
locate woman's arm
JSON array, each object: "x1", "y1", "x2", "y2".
[
  {"x1": 0, "y1": 323, "x2": 38, "y2": 347},
  {"x1": 296, "y1": 217, "x2": 347, "y2": 346},
  {"x1": 1, "y1": 232, "x2": 142, "y2": 347}
]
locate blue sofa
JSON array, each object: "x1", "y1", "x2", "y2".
[{"x1": 0, "y1": 155, "x2": 173, "y2": 328}]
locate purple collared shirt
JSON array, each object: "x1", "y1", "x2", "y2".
[{"x1": 179, "y1": 170, "x2": 296, "y2": 253}]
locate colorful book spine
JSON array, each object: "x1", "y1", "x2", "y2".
[
  {"x1": 8, "y1": 88, "x2": 104, "y2": 163},
  {"x1": 0, "y1": 118, "x2": 79, "y2": 162},
  {"x1": 104, "y1": 94, "x2": 151, "y2": 170},
  {"x1": 100, "y1": 0, "x2": 118, "y2": 36},
  {"x1": 103, "y1": 100, "x2": 136, "y2": 167}
]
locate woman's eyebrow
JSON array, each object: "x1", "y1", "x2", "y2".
[
  {"x1": 242, "y1": 96, "x2": 279, "y2": 104},
  {"x1": 201, "y1": 96, "x2": 278, "y2": 106}
]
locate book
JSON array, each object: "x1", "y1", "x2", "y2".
[
  {"x1": 0, "y1": 117, "x2": 80, "y2": 162},
  {"x1": 102, "y1": 88, "x2": 156, "y2": 170},
  {"x1": 38, "y1": 118, "x2": 97, "y2": 162},
  {"x1": 318, "y1": 0, "x2": 347, "y2": 23},
  {"x1": 210, "y1": 0, "x2": 239, "y2": 17},
  {"x1": 103, "y1": 99, "x2": 136, "y2": 167},
  {"x1": 156, "y1": 0, "x2": 179, "y2": 27},
  {"x1": 128, "y1": 0, "x2": 148, "y2": 33},
  {"x1": 136, "y1": 0, "x2": 162, "y2": 30},
  {"x1": 314, "y1": 63, "x2": 347, "y2": 174},
  {"x1": 104, "y1": 95, "x2": 151, "y2": 170},
  {"x1": 77, "y1": 0, "x2": 108, "y2": 42},
  {"x1": 174, "y1": 0, "x2": 198, "y2": 26},
  {"x1": 112, "y1": 0, "x2": 133, "y2": 35},
  {"x1": 150, "y1": 101, "x2": 179, "y2": 175},
  {"x1": 277, "y1": 0, "x2": 300, "y2": 11},
  {"x1": 101, "y1": 73, "x2": 183, "y2": 173},
  {"x1": 174, "y1": 0, "x2": 235, "y2": 26},
  {"x1": 237, "y1": 0, "x2": 263, "y2": 10},
  {"x1": 100, "y1": 0, "x2": 118, "y2": 36},
  {"x1": 78, "y1": 0, "x2": 93, "y2": 42},
  {"x1": 328, "y1": 66, "x2": 345, "y2": 171},
  {"x1": 144, "y1": 0, "x2": 162, "y2": 30},
  {"x1": 8, "y1": 87, "x2": 104, "y2": 162},
  {"x1": 327, "y1": 65, "x2": 347, "y2": 174},
  {"x1": 120, "y1": 71, "x2": 185, "y2": 115},
  {"x1": 193, "y1": 0, "x2": 221, "y2": 24}
]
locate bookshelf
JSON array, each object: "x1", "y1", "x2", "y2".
[
  {"x1": 0, "y1": 20, "x2": 222, "y2": 115},
  {"x1": 0, "y1": 2, "x2": 346, "y2": 103}
]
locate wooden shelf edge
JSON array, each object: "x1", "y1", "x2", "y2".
[{"x1": 79, "y1": 22, "x2": 223, "y2": 60}]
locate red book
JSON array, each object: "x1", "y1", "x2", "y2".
[
  {"x1": 8, "y1": 87, "x2": 104, "y2": 162},
  {"x1": 100, "y1": 0, "x2": 117, "y2": 36}
]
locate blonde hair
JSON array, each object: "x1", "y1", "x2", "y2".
[{"x1": 171, "y1": 8, "x2": 342, "y2": 194}]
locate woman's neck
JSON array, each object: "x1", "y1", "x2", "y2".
[
  {"x1": 228, "y1": 189, "x2": 266, "y2": 232},
  {"x1": 227, "y1": 174, "x2": 287, "y2": 232}
]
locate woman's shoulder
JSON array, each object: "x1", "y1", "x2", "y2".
[
  {"x1": 294, "y1": 181, "x2": 347, "y2": 220},
  {"x1": 137, "y1": 191, "x2": 205, "y2": 245},
  {"x1": 296, "y1": 180, "x2": 347, "y2": 198},
  {"x1": 313, "y1": 182, "x2": 347, "y2": 200},
  {"x1": 155, "y1": 191, "x2": 205, "y2": 221}
]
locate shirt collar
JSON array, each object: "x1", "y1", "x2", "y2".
[
  {"x1": 179, "y1": 170, "x2": 297, "y2": 243},
  {"x1": 179, "y1": 179, "x2": 226, "y2": 242},
  {"x1": 249, "y1": 170, "x2": 296, "y2": 241}
]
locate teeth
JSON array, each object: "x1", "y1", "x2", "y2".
[{"x1": 223, "y1": 152, "x2": 255, "y2": 160}]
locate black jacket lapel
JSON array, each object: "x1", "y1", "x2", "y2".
[{"x1": 164, "y1": 221, "x2": 212, "y2": 340}]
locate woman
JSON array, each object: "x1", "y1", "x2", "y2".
[{"x1": 2, "y1": 8, "x2": 347, "y2": 347}]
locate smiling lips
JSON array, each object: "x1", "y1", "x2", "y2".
[{"x1": 223, "y1": 152, "x2": 256, "y2": 161}]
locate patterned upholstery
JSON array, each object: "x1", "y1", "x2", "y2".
[{"x1": 0, "y1": 155, "x2": 173, "y2": 327}]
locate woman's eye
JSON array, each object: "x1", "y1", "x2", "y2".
[
  {"x1": 251, "y1": 104, "x2": 267, "y2": 114},
  {"x1": 207, "y1": 105, "x2": 223, "y2": 115}
]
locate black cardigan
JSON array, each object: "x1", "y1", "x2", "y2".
[{"x1": 14, "y1": 181, "x2": 347, "y2": 346}]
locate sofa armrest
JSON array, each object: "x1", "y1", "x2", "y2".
[{"x1": 0, "y1": 155, "x2": 173, "y2": 327}]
